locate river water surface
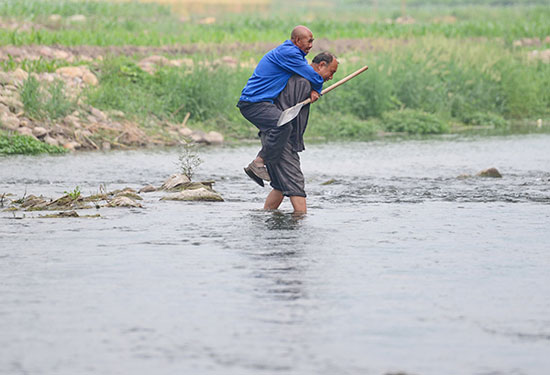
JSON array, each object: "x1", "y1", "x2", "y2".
[{"x1": 1, "y1": 134, "x2": 549, "y2": 375}]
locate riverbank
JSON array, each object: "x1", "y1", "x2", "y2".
[{"x1": 1, "y1": 0, "x2": 550, "y2": 154}]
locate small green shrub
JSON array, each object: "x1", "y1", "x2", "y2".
[
  {"x1": 63, "y1": 186, "x2": 81, "y2": 200},
  {"x1": 460, "y1": 111, "x2": 508, "y2": 128},
  {"x1": 178, "y1": 143, "x2": 202, "y2": 180},
  {"x1": 0, "y1": 133, "x2": 67, "y2": 155},
  {"x1": 382, "y1": 109, "x2": 449, "y2": 134},
  {"x1": 308, "y1": 111, "x2": 380, "y2": 140}
]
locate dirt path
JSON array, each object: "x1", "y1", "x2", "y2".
[{"x1": 0, "y1": 38, "x2": 408, "y2": 62}]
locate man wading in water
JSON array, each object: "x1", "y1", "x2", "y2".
[{"x1": 237, "y1": 26, "x2": 338, "y2": 213}]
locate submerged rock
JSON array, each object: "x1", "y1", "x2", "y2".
[
  {"x1": 39, "y1": 210, "x2": 81, "y2": 218},
  {"x1": 107, "y1": 196, "x2": 143, "y2": 208},
  {"x1": 139, "y1": 185, "x2": 157, "y2": 193},
  {"x1": 321, "y1": 178, "x2": 337, "y2": 185},
  {"x1": 161, "y1": 187, "x2": 223, "y2": 202},
  {"x1": 477, "y1": 168, "x2": 502, "y2": 178}
]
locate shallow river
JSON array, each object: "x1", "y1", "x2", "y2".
[{"x1": 1, "y1": 134, "x2": 549, "y2": 375}]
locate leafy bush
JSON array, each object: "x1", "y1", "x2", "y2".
[
  {"x1": 382, "y1": 109, "x2": 449, "y2": 134},
  {"x1": 307, "y1": 111, "x2": 380, "y2": 140},
  {"x1": 460, "y1": 111, "x2": 508, "y2": 127},
  {"x1": 0, "y1": 133, "x2": 67, "y2": 155}
]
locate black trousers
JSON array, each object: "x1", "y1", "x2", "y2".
[{"x1": 238, "y1": 76, "x2": 312, "y2": 196}]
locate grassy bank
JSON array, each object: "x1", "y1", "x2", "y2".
[
  {"x1": 1, "y1": 0, "x2": 550, "y2": 153},
  {"x1": 1, "y1": 0, "x2": 550, "y2": 46},
  {"x1": 71, "y1": 36, "x2": 549, "y2": 140}
]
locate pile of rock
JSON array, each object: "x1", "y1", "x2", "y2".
[
  {"x1": 156, "y1": 173, "x2": 224, "y2": 202},
  {"x1": 527, "y1": 50, "x2": 550, "y2": 64},
  {"x1": 6, "y1": 186, "x2": 144, "y2": 213},
  {"x1": 1, "y1": 67, "x2": 224, "y2": 150},
  {"x1": 3, "y1": 175, "x2": 224, "y2": 218},
  {"x1": 137, "y1": 54, "x2": 250, "y2": 75},
  {"x1": 513, "y1": 36, "x2": 550, "y2": 48}
]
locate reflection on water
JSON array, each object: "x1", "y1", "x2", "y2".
[
  {"x1": 256, "y1": 210, "x2": 305, "y2": 231},
  {"x1": 1, "y1": 135, "x2": 550, "y2": 375}
]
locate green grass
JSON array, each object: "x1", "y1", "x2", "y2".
[
  {"x1": 83, "y1": 56, "x2": 254, "y2": 138},
  {"x1": 73, "y1": 37, "x2": 549, "y2": 140},
  {"x1": 3, "y1": 0, "x2": 550, "y2": 142},
  {"x1": 0, "y1": 56, "x2": 75, "y2": 73},
  {"x1": 1, "y1": 0, "x2": 549, "y2": 46},
  {"x1": 0, "y1": 131, "x2": 67, "y2": 155},
  {"x1": 20, "y1": 75, "x2": 76, "y2": 120}
]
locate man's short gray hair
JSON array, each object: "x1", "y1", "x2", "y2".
[{"x1": 312, "y1": 51, "x2": 337, "y2": 65}]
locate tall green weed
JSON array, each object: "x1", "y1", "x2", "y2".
[{"x1": 20, "y1": 76, "x2": 75, "y2": 120}]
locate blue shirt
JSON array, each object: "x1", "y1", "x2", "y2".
[{"x1": 239, "y1": 40, "x2": 324, "y2": 103}]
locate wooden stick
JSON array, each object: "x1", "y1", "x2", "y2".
[
  {"x1": 296, "y1": 65, "x2": 369, "y2": 107},
  {"x1": 182, "y1": 112, "x2": 191, "y2": 128}
]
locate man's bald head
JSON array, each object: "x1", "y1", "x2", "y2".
[
  {"x1": 291, "y1": 25, "x2": 311, "y2": 41},
  {"x1": 290, "y1": 25, "x2": 314, "y2": 55}
]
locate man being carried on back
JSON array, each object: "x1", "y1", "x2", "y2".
[
  {"x1": 238, "y1": 26, "x2": 338, "y2": 213},
  {"x1": 237, "y1": 25, "x2": 323, "y2": 185}
]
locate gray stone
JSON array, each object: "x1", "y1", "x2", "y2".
[
  {"x1": 82, "y1": 72, "x2": 98, "y2": 86},
  {"x1": 63, "y1": 115, "x2": 81, "y2": 128},
  {"x1": 190, "y1": 130, "x2": 207, "y2": 143},
  {"x1": 161, "y1": 174, "x2": 191, "y2": 190},
  {"x1": 477, "y1": 168, "x2": 502, "y2": 178},
  {"x1": 44, "y1": 136, "x2": 59, "y2": 146},
  {"x1": 63, "y1": 141, "x2": 81, "y2": 151},
  {"x1": 53, "y1": 50, "x2": 70, "y2": 60},
  {"x1": 109, "y1": 110, "x2": 125, "y2": 118},
  {"x1": 178, "y1": 127, "x2": 193, "y2": 137},
  {"x1": 68, "y1": 14, "x2": 87, "y2": 23},
  {"x1": 161, "y1": 188, "x2": 223, "y2": 202},
  {"x1": 107, "y1": 196, "x2": 142, "y2": 208},
  {"x1": 17, "y1": 127, "x2": 35, "y2": 138},
  {"x1": 32, "y1": 126, "x2": 48, "y2": 138},
  {"x1": 90, "y1": 107, "x2": 107, "y2": 122},
  {"x1": 0, "y1": 96, "x2": 23, "y2": 110},
  {"x1": 56, "y1": 66, "x2": 83, "y2": 78},
  {"x1": 0, "y1": 113, "x2": 20, "y2": 130},
  {"x1": 0, "y1": 72, "x2": 15, "y2": 85},
  {"x1": 49, "y1": 14, "x2": 62, "y2": 22},
  {"x1": 139, "y1": 185, "x2": 157, "y2": 193},
  {"x1": 204, "y1": 131, "x2": 224, "y2": 145}
]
